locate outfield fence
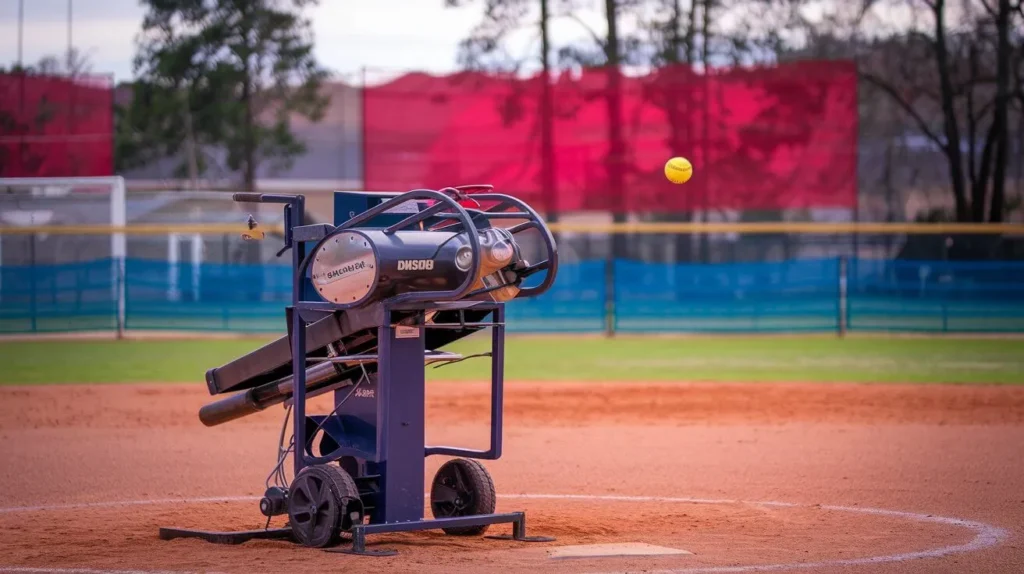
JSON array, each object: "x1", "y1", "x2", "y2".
[{"x1": 2, "y1": 256, "x2": 1023, "y2": 336}]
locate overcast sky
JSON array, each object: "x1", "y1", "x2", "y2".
[
  {"x1": 0, "y1": 1, "x2": 923, "y2": 83},
  {"x1": 0, "y1": 0, "x2": 618, "y2": 82}
]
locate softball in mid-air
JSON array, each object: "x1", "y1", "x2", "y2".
[{"x1": 664, "y1": 157, "x2": 693, "y2": 184}]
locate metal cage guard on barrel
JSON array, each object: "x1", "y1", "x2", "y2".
[{"x1": 163, "y1": 185, "x2": 558, "y2": 556}]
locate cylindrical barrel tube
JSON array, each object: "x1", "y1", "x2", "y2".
[
  {"x1": 198, "y1": 361, "x2": 343, "y2": 427},
  {"x1": 197, "y1": 388, "x2": 262, "y2": 427}
]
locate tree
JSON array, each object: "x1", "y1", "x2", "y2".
[
  {"x1": 446, "y1": 0, "x2": 560, "y2": 227},
  {"x1": 783, "y1": 0, "x2": 1023, "y2": 223},
  {"x1": 120, "y1": 0, "x2": 329, "y2": 190},
  {"x1": 34, "y1": 48, "x2": 95, "y2": 78},
  {"x1": 451, "y1": 0, "x2": 640, "y2": 258},
  {"x1": 633, "y1": 0, "x2": 703, "y2": 262}
]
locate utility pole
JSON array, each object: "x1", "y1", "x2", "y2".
[
  {"x1": 17, "y1": 0, "x2": 24, "y2": 68},
  {"x1": 67, "y1": 0, "x2": 73, "y2": 74}
]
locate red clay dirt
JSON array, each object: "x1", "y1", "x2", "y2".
[{"x1": 1, "y1": 381, "x2": 1023, "y2": 574}]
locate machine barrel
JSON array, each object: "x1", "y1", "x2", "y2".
[{"x1": 199, "y1": 361, "x2": 345, "y2": 427}]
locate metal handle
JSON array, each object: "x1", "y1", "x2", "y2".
[
  {"x1": 469, "y1": 193, "x2": 560, "y2": 299},
  {"x1": 233, "y1": 193, "x2": 302, "y2": 205}
]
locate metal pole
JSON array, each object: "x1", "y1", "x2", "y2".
[
  {"x1": 168, "y1": 233, "x2": 180, "y2": 302},
  {"x1": 360, "y1": 67, "x2": 367, "y2": 190},
  {"x1": 17, "y1": 0, "x2": 24, "y2": 69},
  {"x1": 111, "y1": 177, "x2": 126, "y2": 333},
  {"x1": 116, "y1": 258, "x2": 125, "y2": 338},
  {"x1": 291, "y1": 197, "x2": 307, "y2": 477},
  {"x1": 67, "y1": 0, "x2": 73, "y2": 74},
  {"x1": 605, "y1": 258, "x2": 615, "y2": 336},
  {"x1": 191, "y1": 233, "x2": 202, "y2": 301},
  {"x1": 838, "y1": 256, "x2": 848, "y2": 337},
  {"x1": 29, "y1": 234, "x2": 37, "y2": 333}
]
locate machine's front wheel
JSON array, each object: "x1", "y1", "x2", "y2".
[
  {"x1": 430, "y1": 458, "x2": 497, "y2": 535},
  {"x1": 288, "y1": 464, "x2": 363, "y2": 548}
]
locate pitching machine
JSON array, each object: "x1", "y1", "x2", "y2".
[{"x1": 158, "y1": 186, "x2": 558, "y2": 556}]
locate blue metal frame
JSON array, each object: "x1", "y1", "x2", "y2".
[
  {"x1": 160, "y1": 188, "x2": 557, "y2": 552},
  {"x1": 289, "y1": 189, "x2": 481, "y2": 476},
  {"x1": 424, "y1": 303, "x2": 505, "y2": 460},
  {"x1": 254, "y1": 187, "x2": 557, "y2": 550}
]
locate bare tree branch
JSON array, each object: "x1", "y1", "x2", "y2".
[
  {"x1": 979, "y1": 0, "x2": 999, "y2": 18},
  {"x1": 929, "y1": 0, "x2": 970, "y2": 220},
  {"x1": 973, "y1": 96, "x2": 1000, "y2": 123},
  {"x1": 974, "y1": 107, "x2": 999, "y2": 220},
  {"x1": 559, "y1": 13, "x2": 609, "y2": 52},
  {"x1": 860, "y1": 71, "x2": 945, "y2": 149}
]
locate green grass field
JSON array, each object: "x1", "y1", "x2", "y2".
[{"x1": 1, "y1": 334, "x2": 1023, "y2": 385}]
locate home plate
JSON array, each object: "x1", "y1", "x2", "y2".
[{"x1": 548, "y1": 542, "x2": 693, "y2": 559}]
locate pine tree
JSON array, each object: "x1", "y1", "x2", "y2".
[{"x1": 118, "y1": 0, "x2": 329, "y2": 190}]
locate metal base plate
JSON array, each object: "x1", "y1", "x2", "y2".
[
  {"x1": 326, "y1": 546, "x2": 399, "y2": 557},
  {"x1": 485, "y1": 534, "x2": 557, "y2": 542},
  {"x1": 158, "y1": 527, "x2": 293, "y2": 545},
  {"x1": 331, "y1": 511, "x2": 555, "y2": 557}
]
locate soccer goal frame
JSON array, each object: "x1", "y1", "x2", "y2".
[{"x1": 0, "y1": 176, "x2": 127, "y2": 336}]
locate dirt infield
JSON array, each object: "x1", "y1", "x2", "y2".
[{"x1": 1, "y1": 381, "x2": 1023, "y2": 573}]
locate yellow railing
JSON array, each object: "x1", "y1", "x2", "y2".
[{"x1": 0, "y1": 222, "x2": 1023, "y2": 236}]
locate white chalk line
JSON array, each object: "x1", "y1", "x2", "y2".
[
  {"x1": 504, "y1": 495, "x2": 1010, "y2": 574},
  {"x1": 0, "y1": 497, "x2": 259, "y2": 515},
  {"x1": 0, "y1": 493, "x2": 1010, "y2": 574},
  {"x1": 0, "y1": 569, "x2": 188, "y2": 574},
  {"x1": 594, "y1": 356, "x2": 1024, "y2": 372}
]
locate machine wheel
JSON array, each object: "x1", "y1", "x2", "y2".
[
  {"x1": 288, "y1": 464, "x2": 363, "y2": 548},
  {"x1": 430, "y1": 458, "x2": 496, "y2": 535}
]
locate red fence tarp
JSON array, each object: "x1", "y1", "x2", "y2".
[
  {"x1": 363, "y1": 61, "x2": 858, "y2": 212},
  {"x1": 0, "y1": 73, "x2": 114, "y2": 178}
]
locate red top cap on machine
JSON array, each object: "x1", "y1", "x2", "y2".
[{"x1": 432, "y1": 184, "x2": 493, "y2": 209}]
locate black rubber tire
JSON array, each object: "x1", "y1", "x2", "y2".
[
  {"x1": 287, "y1": 464, "x2": 363, "y2": 548},
  {"x1": 430, "y1": 458, "x2": 497, "y2": 536}
]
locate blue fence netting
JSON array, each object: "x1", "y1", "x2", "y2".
[
  {"x1": 0, "y1": 259, "x2": 120, "y2": 333},
  {"x1": 613, "y1": 258, "x2": 842, "y2": 333},
  {"x1": 2, "y1": 257, "x2": 1024, "y2": 335}
]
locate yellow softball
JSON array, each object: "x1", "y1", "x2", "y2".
[{"x1": 664, "y1": 157, "x2": 693, "y2": 184}]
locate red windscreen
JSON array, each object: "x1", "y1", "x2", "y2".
[
  {"x1": 363, "y1": 61, "x2": 857, "y2": 212},
  {"x1": 0, "y1": 73, "x2": 114, "y2": 178}
]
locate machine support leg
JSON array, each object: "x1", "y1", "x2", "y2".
[
  {"x1": 291, "y1": 306, "x2": 308, "y2": 476},
  {"x1": 327, "y1": 526, "x2": 399, "y2": 557},
  {"x1": 329, "y1": 512, "x2": 552, "y2": 556},
  {"x1": 484, "y1": 513, "x2": 556, "y2": 543},
  {"x1": 376, "y1": 309, "x2": 427, "y2": 524},
  {"x1": 490, "y1": 305, "x2": 504, "y2": 457}
]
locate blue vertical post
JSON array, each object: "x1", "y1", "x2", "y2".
[
  {"x1": 376, "y1": 308, "x2": 427, "y2": 523},
  {"x1": 29, "y1": 234, "x2": 37, "y2": 333},
  {"x1": 290, "y1": 196, "x2": 307, "y2": 477},
  {"x1": 941, "y1": 285, "x2": 949, "y2": 332},
  {"x1": 837, "y1": 256, "x2": 848, "y2": 337},
  {"x1": 118, "y1": 258, "x2": 126, "y2": 336},
  {"x1": 291, "y1": 306, "x2": 307, "y2": 477},
  {"x1": 489, "y1": 305, "x2": 504, "y2": 457},
  {"x1": 605, "y1": 257, "x2": 615, "y2": 336}
]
